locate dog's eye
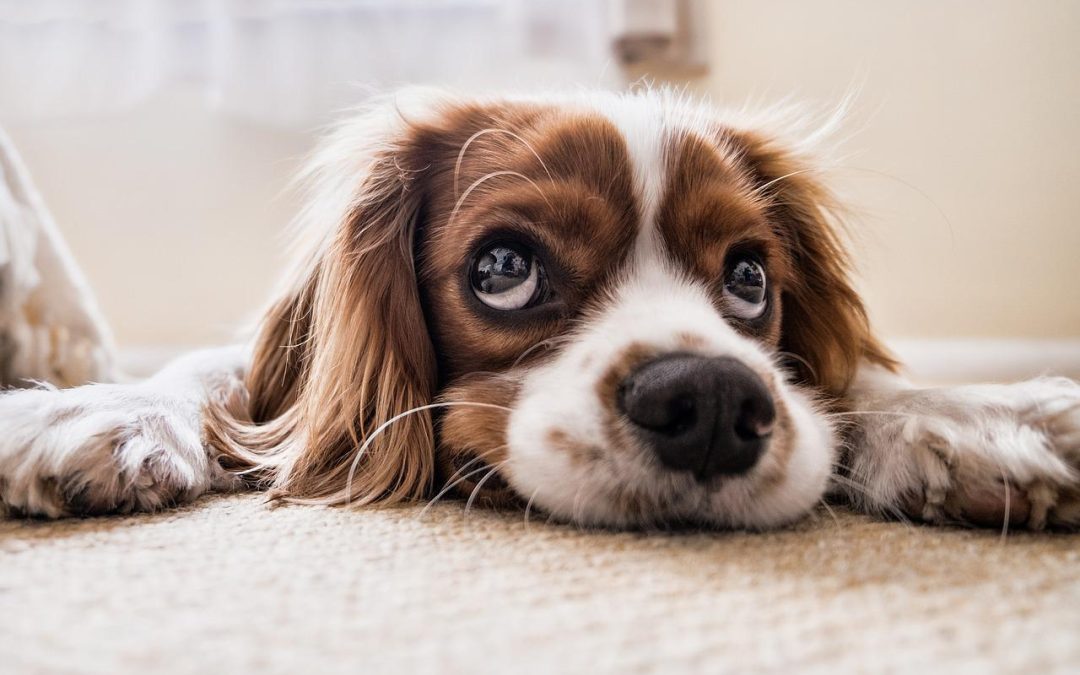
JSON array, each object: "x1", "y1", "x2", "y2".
[
  {"x1": 471, "y1": 243, "x2": 544, "y2": 310},
  {"x1": 723, "y1": 257, "x2": 767, "y2": 320}
]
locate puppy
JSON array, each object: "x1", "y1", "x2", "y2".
[{"x1": 2, "y1": 89, "x2": 1078, "y2": 530}]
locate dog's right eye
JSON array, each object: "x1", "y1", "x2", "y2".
[
  {"x1": 470, "y1": 243, "x2": 546, "y2": 310},
  {"x1": 723, "y1": 256, "x2": 768, "y2": 320}
]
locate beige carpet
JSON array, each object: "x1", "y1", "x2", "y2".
[{"x1": 2, "y1": 495, "x2": 1078, "y2": 674}]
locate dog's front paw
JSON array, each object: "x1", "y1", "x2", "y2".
[
  {"x1": 845, "y1": 377, "x2": 1080, "y2": 530},
  {"x1": 0, "y1": 384, "x2": 233, "y2": 518}
]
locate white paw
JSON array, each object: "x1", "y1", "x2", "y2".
[
  {"x1": 845, "y1": 377, "x2": 1080, "y2": 530},
  {"x1": 0, "y1": 383, "x2": 236, "y2": 518}
]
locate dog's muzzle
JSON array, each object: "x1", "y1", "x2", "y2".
[{"x1": 617, "y1": 354, "x2": 776, "y2": 480}]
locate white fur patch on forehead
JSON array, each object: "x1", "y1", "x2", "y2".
[
  {"x1": 586, "y1": 96, "x2": 669, "y2": 241},
  {"x1": 569, "y1": 90, "x2": 724, "y2": 266},
  {"x1": 606, "y1": 257, "x2": 774, "y2": 372}
]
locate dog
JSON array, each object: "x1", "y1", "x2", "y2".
[{"x1": 1, "y1": 88, "x2": 1078, "y2": 530}]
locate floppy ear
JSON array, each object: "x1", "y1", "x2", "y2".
[
  {"x1": 206, "y1": 103, "x2": 439, "y2": 505},
  {"x1": 732, "y1": 129, "x2": 897, "y2": 397}
]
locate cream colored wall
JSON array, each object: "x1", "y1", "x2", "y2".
[
  {"x1": 7, "y1": 88, "x2": 310, "y2": 347},
  {"x1": 6, "y1": 1, "x2": 1079, "y2": 348},
  {"x1": 683, "y1": 0, "x2": 1080, "y2": 339}
]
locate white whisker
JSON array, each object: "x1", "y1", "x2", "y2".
[
  {"x1": 454, "y1": 128, "x2": 555, "y2": 198},
  {"x1": 447, "y1": 170, "x2": 552, "y2": 231},
  {"x1": 464, "y1": 461, "x2": 509, "y2": 516},
  {"x1": 419, "y1": 451, "x2": 506, "y2": 520},
  {"x1": 774, "y1": 350, "x2": 818, "y2": 382},
  {"x1": 830, "y1": 473, "x2": 914, "y2": 529},
  {"x1": 523, "y1": 487, "x2": 542, "y2": 529},
  {"x1": 751, "y1": 167, "x2": 822, "y2": 198},
  {"x1": 818, "y1": 498, "x2": 841, "y2": 528},
  {"x1": 512, "y1": 335, "x2": 571, "y2": 369},
  {"x1": 828, "y1": 410, "x2": 921, "y2": 420},
  {"x1": 345, "y1": 401, "x2": 512, "y2": 506}
]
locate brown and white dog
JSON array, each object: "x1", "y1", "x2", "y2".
[{"x1": 2, "y1": 89, "x2": 1079, "y2": 530}]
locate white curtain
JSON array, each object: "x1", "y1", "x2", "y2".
[{"x1": 0, "y1": 0, "x2": 632, "y2": 128}]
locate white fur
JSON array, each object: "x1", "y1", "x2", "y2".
[
  {"x1": 507, "y1": 250, "x2": 835, "y2": 530},
  {"x1": 0, "y1": 346, "x2": 246, "y2": 517},
  {"x1": 841, "y1": 365, "x2": 1080, "y2": 529},
  {"x1": 590, "y1": 91, "x2": 668, "y2": 250}
]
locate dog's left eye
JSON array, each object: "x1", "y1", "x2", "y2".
[
  {"x1": 723, "y1": 257, "x2": 767, "y2": 320},
  {"x1": 470, "y1": 243, "x2": 545, "y2": 310}
]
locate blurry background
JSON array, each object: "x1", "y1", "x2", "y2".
[{"x1": 2, "y1": 0, "x2": 1077, "y2": 375}]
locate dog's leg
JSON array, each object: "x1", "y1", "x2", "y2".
[
  {"x1": 0, "y1": 345, "x2": 248, "y2": 517},
  {"x1": 837, "y1": 364, "x2": 1080, "y2": 529}
]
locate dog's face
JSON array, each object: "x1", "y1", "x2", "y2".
[
  {"x1": 422, "y1": 101, "x2": 842, "y2": 529},
  {"x1": 214, "y1": 91, "x2": 892, "y2": 530}
]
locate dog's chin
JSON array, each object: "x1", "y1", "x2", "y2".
[{"x1": 502, "y1": 383, "x2": 836, "y2": 531}]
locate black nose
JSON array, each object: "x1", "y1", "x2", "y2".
[{"x1": 617, "y1": 354, "x2": 776, "y2": 480}]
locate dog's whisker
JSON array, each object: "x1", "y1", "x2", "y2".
[
  {"x1": 829, "y1": 473, "x2": 914, "y2": 529},
  {"x1": 973, "y1": 448, "x2": 1018, "y2": 543},
  {"x1": 827, "y1": 410, "x2": 921, "y2": 420},
  {"x1": 418, "y1": 464, "x2": 492, "y2": 519},
  {"x1": 511, "y1": 336, "x2": 571, "y2": 369},
  {"x1": 447, "y1": 170, "x2": 552, "y2": 231},
  {"x1": 417, "y1": 447, "x2": 508, "y2": 516},
  {"x1": 345, "y1": 401, "x2": 511, "y2": 506},
  {"x1": 750, "y1": 161, "x2": 957, "y2": 248},
  {"x1": 464, "y1": 460, "x2": 510, "y2": 516},
  {"x1": 751, "y1": 167, "x2": 822, "y2": 198},
  {"x1": 817, "y1": 497, "x2": 842, "y2": 528},
  {"x1": 829, "y1": 459, "x2": 917, "y2": 528},
  {"x1": 774, "y1": 350, "x2": 818, "y2": 382},
  {"x1": 830, "y1": 458, "x2": 859, "y2": 475},
  {"x1": 454, "y1": 128, "x2": 555, "y2": 198},
  {"x1": 998, "y1": 460, "x2": 1012, "y2": 544},
  {"x1": 833, "y1": 165, "x2": 958, "y2": 246},
  {"x1": 419, "y1": 451, "x2": 507, "y2": 520},
  {"x1": 523, "y1": 487, "x2": 542, "y2": 529},
  {"x1": 569, "y1": 481, "x2": 590, "y2": 532}
]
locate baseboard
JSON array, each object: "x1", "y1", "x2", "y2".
[
  {"x1": 890, "y1": 338, "x2": 1080, "y2": 384},
  {"x1": 116, "y1": 345, "x2": 193, "y2": 378},
  {"x1": 117, "y1": 339, "x2": 1080, "y2": 383}
]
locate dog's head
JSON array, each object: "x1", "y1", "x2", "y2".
[{"x1": 210, "y1": 89, "x2": 894, "y2": 529}]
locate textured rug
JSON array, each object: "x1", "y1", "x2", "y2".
[{"x1": 2, "y1": 495, "x2": 1078, "y2": 674}]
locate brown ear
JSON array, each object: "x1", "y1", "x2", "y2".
[
  {"x1": 206, "y1": 105, "x2": 438, "y2": 505},
  {"x1": 732, "y1": 129, "x2": 897, "y2": 397}
]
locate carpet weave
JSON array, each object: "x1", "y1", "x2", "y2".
[{"x1": 2, "y1": 495, "x2": 1078, "y2": 674}]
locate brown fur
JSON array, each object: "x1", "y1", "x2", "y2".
[
  {"x1": 726, "y1": 129, "x2": 898, "y2": 395},
  {"x1": 207, "y1": 119, "x2": 441, "y2": 505},
  {"x1": 204, "y1": 95, "x2": 895, "y2": 511},
  {"x1": 436, "y1": 373, "x2": 518, "y2": 506},
  {"x1": 419, "y1": 113, "x2": 639, "y2": 377}
]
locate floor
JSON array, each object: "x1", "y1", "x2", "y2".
[{"x1": 2, "y1": 494, "x2": 1078, "y2": 674}]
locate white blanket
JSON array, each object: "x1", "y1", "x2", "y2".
[{"x1": 0, "y1": 126, "x2": 114, "y2": 386}]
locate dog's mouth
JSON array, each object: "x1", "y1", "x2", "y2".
[
  {"x1": 435, "y1": 386, "x2": 827, "y2": 531},
  {"x1": 493, "y1": 357, "x2": 832, "y2": 530}
]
